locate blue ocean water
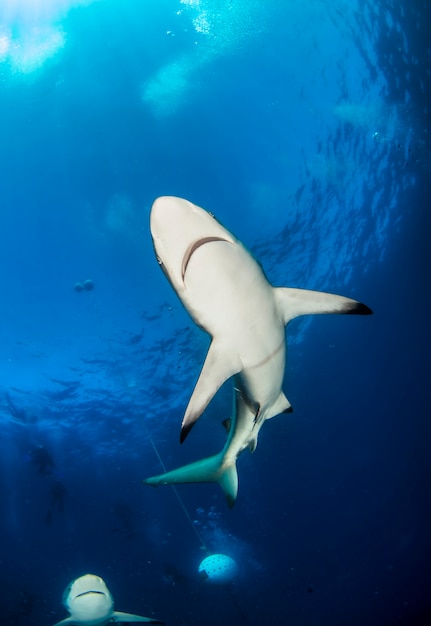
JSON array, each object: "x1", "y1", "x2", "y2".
[{"x1": 0, "y1": 0, "x2": 430, "y2": 624}]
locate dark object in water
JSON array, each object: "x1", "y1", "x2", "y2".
[
  {"x1": 83, "y1": 279, "x2": 95, "y2": 291},
  {"x1": 74, "y1": 279, "x2": 95, "y2": 292},
  {"x1": 45, "y1": 480, "x2": 67, "y2": 525},
  {"x1": 51, "y1": 480, "x2": 66, "y2": 512},
  {"x1": 29, "y1": 445, "x2": 54, "y2": 475}
]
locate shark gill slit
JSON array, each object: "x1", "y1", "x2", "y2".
[{"x1": 181, "y1": 236, "x2": 232, "y2": 281}]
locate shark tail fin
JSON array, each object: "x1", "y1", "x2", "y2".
[
  {"x1": 113, "y1": 610, "x2": 164, "y2": 623},
  {"x1": 274, "y1": 287, "x2": 372, "y2": 325},
  {"x1": 143, "y1": 452, "x2": 239, "y2": 508}
]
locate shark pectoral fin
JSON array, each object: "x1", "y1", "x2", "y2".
[
  {"x1": 274, "y1": 287, "x2": 373, "y2": 325},
  {"x1": 181, "y1": 341, "x2": 242, "y2": 442},
  {"x1": 113, "y1": 611, "x2": 164, "y2": 624},
  {"x1": 52, "y1": 619, "x2": 74, "y2": 626},
  {"x1": 143, "y1": 453, "x2": 239, "y2": 508}
]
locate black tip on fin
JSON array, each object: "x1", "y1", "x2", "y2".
[
  {"x1": 347, "y1": 302, "x2": 373, "y2": 315},
  {"x1": 283, "y1": 405, "x2": 293, "y2": 414},
  {"x1": 180, "y1": 422, "x2": 193, "y2": 444}
]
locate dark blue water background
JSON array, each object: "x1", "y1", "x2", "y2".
[{"x1": 0, "y1": 1, "x2": 430, "y2": 624}]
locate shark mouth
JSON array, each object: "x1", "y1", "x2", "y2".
[
  {"x1": 181, "y1": 236, "x2": 232, "y2": 282},
  {"x1": 75, "y1": 591, "x2": 105, "y2": 599}
]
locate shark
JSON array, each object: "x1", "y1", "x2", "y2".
[
  {"x1": 53, "y1": 574, "x2": 163, "y2": 625},
  {"x1": 143, "y1": 196, "x2": 372, "y2": 506}
]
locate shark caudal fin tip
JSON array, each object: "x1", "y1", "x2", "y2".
[
  {"x1": 142, "y1": 478, "x2": 157, "y2": 487},
  {"x1": 227, "y1": 495, "x2": 236, "y2": 508}
]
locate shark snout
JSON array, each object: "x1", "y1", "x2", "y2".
[
  {"x1": 150, "y1": 196, "x2": 236, "y2": 251},
  {"x1": 150, "y1": 196, "x2": 236, "y2": 289},
  {"x1": 150, "y1": 196, "x2": 194, "y2": 237}
]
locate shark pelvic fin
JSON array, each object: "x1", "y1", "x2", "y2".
[
  {"x1": 181, "y1": 341, "x2": 242, "y2": 442},
  {"x1": 143, "y1": 452, "x2": 239, "y2": 508},
  {"x1": 274, "y1": 287, "x2": 373, "y2": 325},
  {"x1": 266, "y1": 390, "x2": 293, "y2": 419},
  {"x1": 113, "y1": 611, "x2": 164, "y2": 623}
]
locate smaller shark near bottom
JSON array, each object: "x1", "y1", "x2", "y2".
[
  {"x1": 143, "y1": 196, "x2": 372, "y2": 506},
  {"x1": 53, "y1": 574, "x2": 163, "y2": 625}
]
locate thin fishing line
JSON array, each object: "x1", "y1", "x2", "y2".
[
  {"x1": 107, "y1": 335, "x2": 250, "y2": 625},
  {"x1": 93, "y1": 300, "x2": 208, "y2": 552},
  {"x1": 89, "y1": 296, "x2": 248, "y2": 624}
]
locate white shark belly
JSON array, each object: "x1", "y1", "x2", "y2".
[
  {"x1": 238, "y1": 345, "x2": 287, "y2": 416},
  {"x1": 175, "y1": 238, "x2": 292, "y2": 433},
  {"x1": 181, "y1": 240, "x2": 283, "y2": 361},
  {"x1": 181, "y1": 239, "x2": 288, "y2": 416}
]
